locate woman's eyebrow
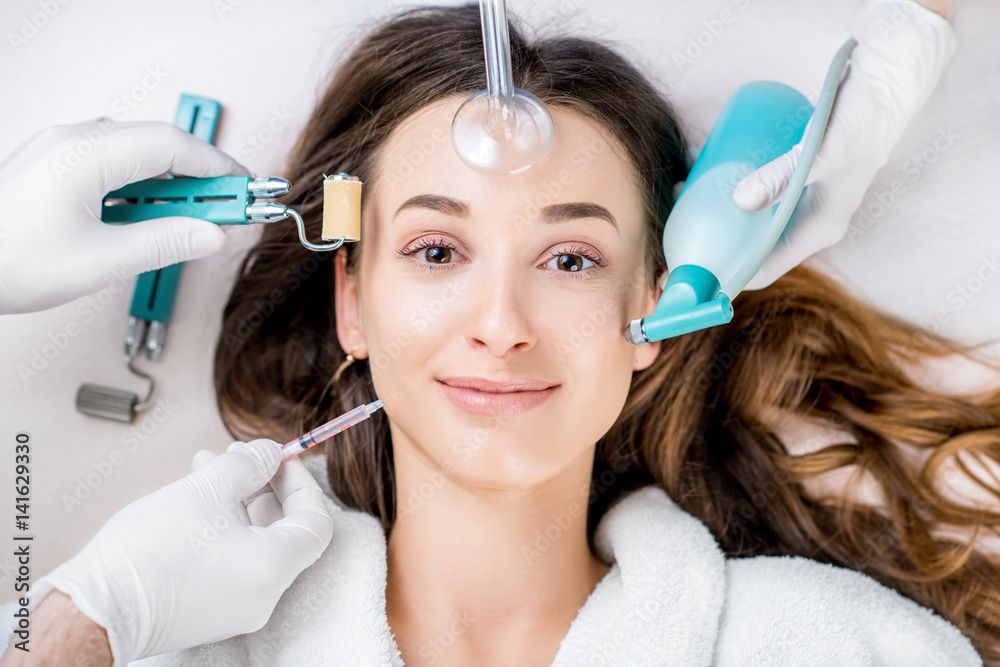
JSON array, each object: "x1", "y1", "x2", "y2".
[{"x1": 393, "y1": 194, "x2": 618, "y2": 232}]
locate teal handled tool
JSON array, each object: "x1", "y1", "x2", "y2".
[
  {"x1": 77, "y1": 94, "x2": 225, "y2": 422},
  {"x1": 100, "y1": 172, "x2": 359, "y2": 252},
  {"x1": 625, "y1": 38, "x2": 858, "y2": 345},
  {"x1": 123, "y1": 95, "x2": 225, "y2": 361},
  {"x1": 78, "y1": 93, "x2": 364, "y2": 422},
  {"x1": 102, "y1": 175, "x2": 291, "y2": 338},
  {"x1": 101, "y1": 174, "x2": 290, "y2": 225}
]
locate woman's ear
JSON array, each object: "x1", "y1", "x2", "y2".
[
  {"x1": 334, "y1": 247, "x2": 367, "y2": 358},
  {"x1": 632, "y1": 269, "x2": 667, "y2": 372}
]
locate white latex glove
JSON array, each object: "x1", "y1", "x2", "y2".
[
  {"x1": 26, "y1": 439, "x2": 335, "y2": 666},
  {"x1": 0, "y1": 118, "x2": 251, "y2": 315},
  {"x1": 191, "y1": 441, "x2": 291, "y2": 527},
  {"x1": 733, "y1": 0, "x2": 958, "y2": 290}
]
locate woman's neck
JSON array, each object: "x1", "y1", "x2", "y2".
[{"x1": 385, "y1": 442, "x2": 610, "y2": 664}]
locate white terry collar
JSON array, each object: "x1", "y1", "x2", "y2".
[
  {"x1": 295, "y1": 455, "x2": 728, "y2": 666},
  {"x1": 142, "y1": 458, "x2": 729, "y2": 665}
]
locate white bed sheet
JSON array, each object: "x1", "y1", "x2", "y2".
[{"x1": 0, "y1": 0, "x2": 997, "y2": 602}]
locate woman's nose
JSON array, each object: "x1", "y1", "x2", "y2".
[{"x1": 463, "y1": 265, "x2": 536, "y2": 358}]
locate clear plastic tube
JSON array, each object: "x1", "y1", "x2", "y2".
[
  {"x1": 280, "y1": 395, "x2": 395, "y2": 460},
  {"x1": 450, "y1": 0, "x2": 554, "y2": 174},
  {"x1": 481, "y1": 0, "x2": 515, "y2": 138}
]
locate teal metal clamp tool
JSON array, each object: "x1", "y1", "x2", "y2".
[
  {"x1": 79, "y1": 95, "x2": 356, "y2": 422},
  {"x1": 102, "y1": 174, "x2": 291, "y2": 337},
  {"x1": 102, "y1": 174, "x2": 291, "y2": 227},
  {"x1": 76, "y1": 95, "x2": 273, "y2": 422}
]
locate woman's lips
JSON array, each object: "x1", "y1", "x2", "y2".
[{"x1": 437, "y1": 380, "x2": 558, "y2": 416}]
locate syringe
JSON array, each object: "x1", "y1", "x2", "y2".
[{"x1": 281, "y1": 394, "x2": 396, "y2": 461}]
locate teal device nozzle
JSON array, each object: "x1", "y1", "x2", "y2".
[
  {"x1": 626, "y1": 38, "x2": 858, "y2": 345},
  {"x1": 624, "y1": 265, "x2": 733, "y2": 344}
]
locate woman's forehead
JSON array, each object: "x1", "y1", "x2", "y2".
[{"x1": 371, "y1": 97, "x2": 645, "y2": 238}]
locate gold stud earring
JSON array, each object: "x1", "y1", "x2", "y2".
[{"x1": 333, "y1": 350, "x2": 357, "y2": 384}]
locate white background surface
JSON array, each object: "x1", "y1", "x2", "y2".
[{"x1": 0, "y1": 0, "x2": 998, "y2": 603}]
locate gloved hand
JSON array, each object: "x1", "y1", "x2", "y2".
[
  {"x1": 733, "y1": 0, "x2": 958, "y2": 290},
  {"x1": 26, "y1": 439, "x2": 335, "y2": 666},
  {"x1": 190, "y1": 442, "x2": 295, "y2": 527},
  {"x1": 0, "y1": 118, "x2": 251, "y2": 315}
]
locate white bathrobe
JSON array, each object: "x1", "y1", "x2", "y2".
[
  {"x1": 127, "y1": 455, "x2": 981, "y2": 666},
  {"x1": 4, "y1": 454, "x2": 982, "y2": 666}
]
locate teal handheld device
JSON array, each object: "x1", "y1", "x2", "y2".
[
  {"x1": 625, "y1": 38, "x2": 858, "y2": 345},
  {"x1": 102, "y1": 175, "x2": 291, "y2": 226},
  {"x1": 120, "y1": 95, "x2": 229, "y2": 356},
  {"x1": 77, "y1": 94, "x2": 230, "y2": 422},
  {"x1": 81, "y1": 95, "x2": 361, "y2": 422}
]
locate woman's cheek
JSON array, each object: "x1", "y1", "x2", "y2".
[
  {"x1": 365, "y1": 283, "x2": 461, "y2": 363},
  {"x1": 551, "y1": 288, "x2": 631, "y2": 360}
]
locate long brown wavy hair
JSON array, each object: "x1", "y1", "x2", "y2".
[{"x1": 214, "y1": 4, "x2": 1000, "y2": 661}]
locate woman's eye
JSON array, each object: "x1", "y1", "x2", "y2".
[
  {"x1": 424, "y1": 246, "x2": 452, "y2": 264},
  {"x1": 396, "y1": 238, "x2": 607, "y2": 278},
  {"x1": 543, "y1": 244, "x2": 607, "y2": 277},
  {"x1": 396, "y1": 239, "x2": 459, "y2": 268},
  {"x1": 545, "y1": 252, "x2": 595, "y2": 273}
]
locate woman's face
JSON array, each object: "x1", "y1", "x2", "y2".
[{"x1": 335, "y1": 96, "x2": 662, "y2": 490}]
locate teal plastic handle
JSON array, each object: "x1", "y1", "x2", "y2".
[
  {"x1": 131, "y1": 263, "x2": 182, "y2": 324},
  {"x1": 124, "y1": 94, "x2": 222, "y2": 324},
  {"x1": 635, "y1": 81, "x2": 812, "y2": 342},
  {"x1": 630, "y1": 38, "x2": 858, "y2": 344},
  {"x1": 681, "y1": 83, "x2": 812, "y2": 194},
  {"x1": 102, "y1": 176, "x2": 253, "y2": 225},
  {"x1": 663, "y1": 80, "x2": 813, "y2": 300}
]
